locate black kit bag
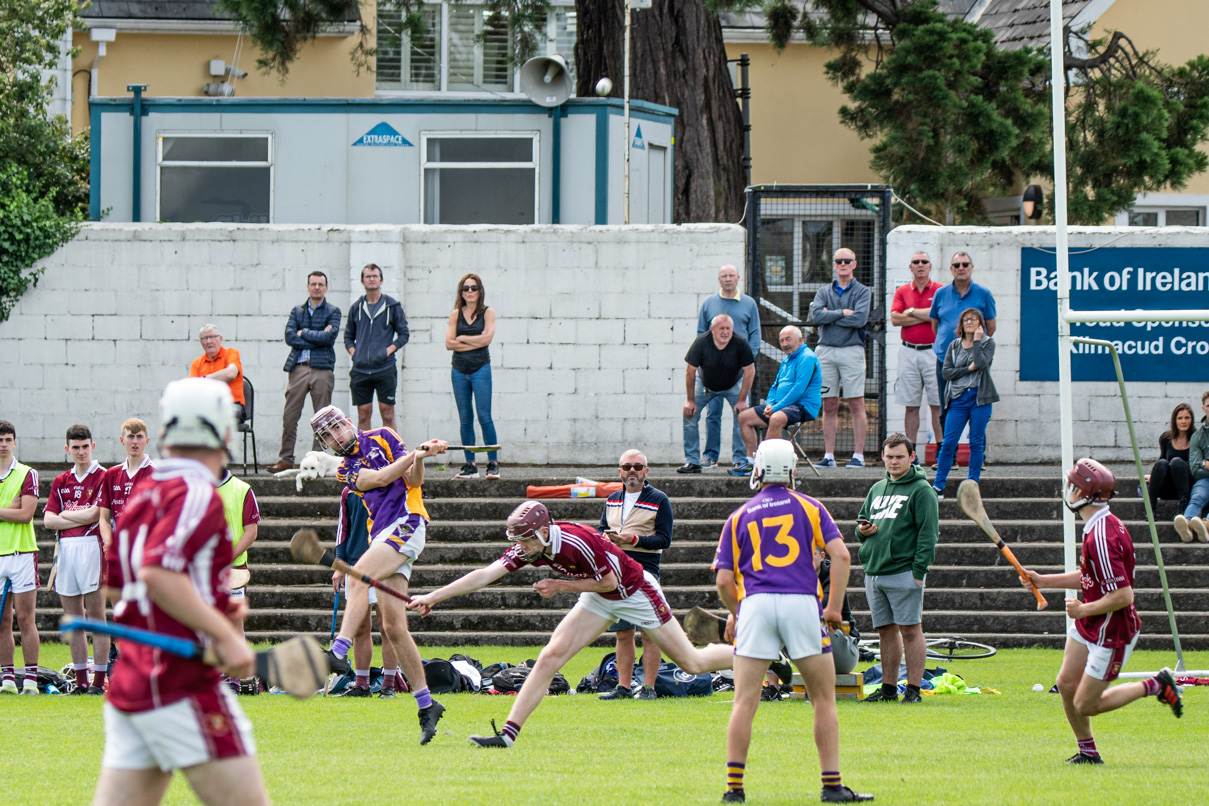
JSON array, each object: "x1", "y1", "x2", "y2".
[
  {"x1": 575, "y1": 651, "x2": 618, "y2": 694},
  {"x1": 494, "y1": 666, "x2": 570, "y2": 695},
  {"x1": 421, "y1": 659, "x2": 472, "y2": 694}
]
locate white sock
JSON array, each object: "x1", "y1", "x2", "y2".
[
  {"x1": 853, "y1": 453, "x2": 864, "y2": 462},
  {"x1": 824, "y1": 453, "x2": 834, "y2": 461}
]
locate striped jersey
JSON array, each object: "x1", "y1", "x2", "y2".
[
  {"x1": 712, "y1": 485, "x2": 841, "y2": 601},
  {"x1": 1075, "y1": 506, "x2": 1141, "y2": 649},
  {"x1": 45, "y1": 461, "x2": 105, "y2": 540},
  {"x1": 336, "y1": 427, "x2": 430, "y2": 538},
  {"x1": 499, "y1": 521, "x2": 648, "y2": 601}
]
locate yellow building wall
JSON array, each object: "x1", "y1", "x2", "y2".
[
  {"x1": 724, "y1": 41, "x2": 879, "y2": 186},
  {"x1": 71, "y1": 28, "x2": 374, "y2": 135}
]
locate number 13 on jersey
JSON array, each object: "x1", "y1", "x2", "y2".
[{"x1": 746, "y1": 515, "x2": 801, "y2": 570}]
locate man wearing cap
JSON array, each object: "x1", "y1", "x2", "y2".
[
  {"x1": 407, "y1": 501, "x2": 734, "y2": 748},
  {"x1": 310, "y1": 405, "x2": 448, "y2": 744}
]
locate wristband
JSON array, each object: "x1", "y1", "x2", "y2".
[{"x1": 625, "y1": 534, "x2": 639, "y2": 547}]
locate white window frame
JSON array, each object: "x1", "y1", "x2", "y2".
[
  {"x1": 1114, "y1": 193, "x2": 1209, "y2": 227},
  {"x1": 419, "y1": 131, "x2": 540, "y2": 224},
  {"x1": 155, "y1": 131, "x2": 274, "y2": 223}
]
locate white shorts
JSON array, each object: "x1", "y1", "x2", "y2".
[
  {"x1": 734, "y1": 593, "x2": 829, "y2": 661},
  {"x1": 54, "y1": 538, "x2": 102, "y2": 597},
  {"x1": 816, "y1": 344, "x2": 867, "y2": 399},
  {"x1": 369, "y1": 516, "x2": 427, "y2": 581},
  {"x1": 1068, "y1": 625, "x2": 1139, "y2": 682},
  {"x1": 367, "y1": 586, "x2": 378, "y2": 606},
  {"x1": 894, "y1": 344, "x2": 941, "y2": 407},
  {"x1": 228, "y1": 587, "x2": 246, "y2": 601},
  {"x1": 0, "y1": 552, "x2": 38, "y2": 594},
  {"x1": 102, "y1": 685, "x2": 256, "y2": 771},
  {"x1": 576, "y1": 571, "x2": 674, "y2": 631}
]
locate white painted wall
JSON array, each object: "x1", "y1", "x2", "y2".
[
  {"x1": 886, "y1": 226, "x2": 1209, "y2": 462},
  {"x1": 4, "y1": 223, "x2": 744, "y2": 465}
]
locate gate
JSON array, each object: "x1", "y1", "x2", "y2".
[{"x1": 744, "y1": 184, "x2": 891, "y2": 459}]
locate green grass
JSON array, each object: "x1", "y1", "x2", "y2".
[{"x1": 7, "y1": 644, "x2": 1205, "y2": 805}]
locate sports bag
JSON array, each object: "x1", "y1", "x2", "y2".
[
  {"x1": 493, "y1": 666, "x2": 570, "y2": 695},
  {"x1": 575, "y1": 651, "x2": 618, "y2": 694}
]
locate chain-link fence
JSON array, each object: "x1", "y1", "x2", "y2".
[{"x1": 744, "y1": 185, "x2": 891, "y2": 460}]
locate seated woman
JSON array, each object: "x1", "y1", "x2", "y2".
[
  {"x1": 933, "y1": 308, "x2": 997, "y2": 496},
  {"x1": 1147, "y1": 402, "x2": 1194, "y2": 518}
]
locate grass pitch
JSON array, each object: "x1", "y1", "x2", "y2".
[{"x1": 7, "y1": 644, "x2": 1204, "y2": 805}]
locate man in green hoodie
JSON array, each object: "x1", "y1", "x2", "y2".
[{"x1": 856, "y1": 433, "x2": 939, "y2": 704}]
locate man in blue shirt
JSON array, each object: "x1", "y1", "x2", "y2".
[
  {"x1": 736, "y1": 326, "x2": 821, "y2": 475},
  {"x1": 928, "y1": 252, "x2": 997, "y2": 442},
  {"x1": 696, "y1": 264, "x2": 762, "y2": 469}
]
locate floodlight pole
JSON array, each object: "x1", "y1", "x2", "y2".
[
  {"x1": 623, "y1": 0, "x2": 631, "y2": 225},
  {"x1": 1049, "y1": 1, "x2": 1078, "y2": 605}
]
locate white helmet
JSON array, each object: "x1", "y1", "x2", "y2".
[
  {"x1": 159, "y1": 378, "x2": 236, "y2": 451},
  {"x1": 310, "y1": 405, "x2": 357, "y2": 455},
  {"x1": 750, "y1": 438, "x2": 796, "y2": 490},
  {"x1": 830, "y1": 628, "x2": 858, "y2": 674}
]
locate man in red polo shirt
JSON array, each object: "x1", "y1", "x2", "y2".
[
  {"x1": 890, "y1": 252, "x2": 942, "y2": 459},
  {"x1": 190, "y1": 324, "x2": 246, "y2": 422}
]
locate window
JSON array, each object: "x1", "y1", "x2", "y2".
[
  {"x1": 157, "y1": 133, "x2": 272, "y2": 223},
  {"x1": 1128, "y1": 208, "x2": 1203, "y2": 226},
  {"x1": 375, "y1": 2, "x2": 577, "y2": 93},
  {"x1": 421, "y1": 133, "x2": 538, "y2": 224}
]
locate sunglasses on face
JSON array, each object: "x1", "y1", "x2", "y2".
[
  {"x1": 834, "y1": 258, "x2": 855, "y2": 265},
  {"x1": 462, "y1": 284, "x2": 480, "y2": 292},
  {"x1": 911, "y1": 259, "x2": 931, "y2": 265},
  {"x1": 620, "y1": 463, "x2": 646, "y2": 471},
  {"x1": 952, "y1": 262, "x2": 971, "y2": 268}
]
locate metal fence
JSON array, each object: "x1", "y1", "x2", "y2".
[{"x1": 744, "y1": 184, "x2": 891, "y2": 460}]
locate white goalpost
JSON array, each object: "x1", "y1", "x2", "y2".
[{"x1": 1049, "y1": 0, "x2": 1207, "y2": 677}]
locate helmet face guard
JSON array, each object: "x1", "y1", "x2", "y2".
[
  {"x1": 506, "y1": 501, "x2": 552, "y2": 559},
  {"x1": 1064, "y1": 458, "x2": 1117, "y2": 512},
  {"x1": 310, "y1": 405, "x2": 357, "y2": 456}
]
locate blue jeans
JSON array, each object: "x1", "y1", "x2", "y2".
[
  {"x1": 1185, "y1": 478, "x2": 1209, "y2": 519},
  {"x1": 684, "y1": 376, "x2": 746, "y2": 465},
  {"x1": 933, "y1": 388, "x2": 991, "y2": 490},
  {"x1": 451, "y1": 364, "x2": 497, "y2": 462}
]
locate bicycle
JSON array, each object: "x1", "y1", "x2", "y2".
[{"x1": 857, "y1": 635, "x2": 997, "y2": 661}]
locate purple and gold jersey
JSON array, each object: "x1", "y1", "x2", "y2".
[
  {"x1": 712, "y1": 485, "x2": 841, "y2": 601},
  {"x1": 336, "y1": 427, "x2": 430, "y2": 538}
]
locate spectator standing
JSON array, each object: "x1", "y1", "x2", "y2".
[
  {"x1": 445, "y1": 273, "x2": 499, "y2": 480},
  {"x1": 43, "y1": 424, "x2": 109, "y2": 694},
  {"x1": 189, "y1": 324, "x2": 246, "y2": 422},
  {"x1": 0, "y1": 420, "x2": 40, "y2": 694},
  {"x1": 679, "y1": 314, "x2": 755, "y2": 474},
  {"x1": 345, "y1": 263, "x2": 410, "y2": 432},
  {"x1": 890, "y1": 252, "x2": 943, "y2": 461},
  {"x1": 737, "y1": 326, "x2": 821, "y2": 475},
  {"x1": 1174, "y1": 392, "x2": 1209, "y2": 543},
  {"x1": 598, "y1": 450, "x2": 673, "y2": 700},
  {"x1": 269, "y1": 271, "x2": 341, "y2": 474},
  {"x1": 696, "y1": 264, "x2": 762, "y2": 469},
  {"x1": 856, "y1": 434, "x2": 938, "y2": 704},
  {"x1": 810, "y1": 248, "x2": 871, "y2": 469},
  {"x1": 932, "y1": 309, "x2": 999, "y2": 496},
  {"x1": 928, "y1": 252, "x2": 997, "y2": 445},
  {"x1": 1147, "y1": 403, "x2": 1194, "y2": 520}
]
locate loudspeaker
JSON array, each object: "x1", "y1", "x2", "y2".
[{"x1": 520, "y1": 54, "x2": 571, "y2": 108}]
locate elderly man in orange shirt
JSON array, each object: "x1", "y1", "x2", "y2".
[{"x1": 189, "y1": 323, "x2": 247, "y2": 421}]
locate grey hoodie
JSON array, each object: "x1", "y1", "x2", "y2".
[
  {"x1": 344, "y1": 294, "x2": 410, "y2": 374},
  {"x1": 810, "y1": 279, "x2": 871, "y2": 347}
]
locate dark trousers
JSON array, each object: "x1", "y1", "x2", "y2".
[
  {"x1": 935, "y1": 359, "x2": 948, "y2": 444},
  {"x1": 1149, "y1": 457, "x2": 1192, "y2": 509}
]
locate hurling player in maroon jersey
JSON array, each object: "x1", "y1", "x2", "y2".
[
  {"x1": 407, "y1": 501, "x2": 734, "y2": 747},
  {"x1": 1020, "y1": 458, "x2": 1182, "y2": 766},
  {"x1": 94, "y1": 379, "x2": 268, "y2": 806}
]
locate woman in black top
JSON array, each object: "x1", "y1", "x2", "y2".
[
  {"x1": 1147, "y1": 402, "x2": 1195, "y2": 515},
  {"x1": 445, "y1": 273, "x2": 498, "y2": 479}
]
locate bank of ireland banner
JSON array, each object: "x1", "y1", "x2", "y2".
[{"x1": 1019, "y1": 247, "x2": 1209, "y2": 381}]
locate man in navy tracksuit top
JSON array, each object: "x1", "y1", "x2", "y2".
[
  {"x1": 333, "y1": 487, "x2": 402, "y2": 697},
  {"x1": 344, "y1": 263, "x2": 410, "y2": 432},
  {"x1": 598, "y1": 449, "x2": 674, "y2": 700}
]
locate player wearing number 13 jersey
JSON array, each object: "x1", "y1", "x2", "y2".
[{"x1": 713, "y1": 439, "x2": 872, "y2": 804}]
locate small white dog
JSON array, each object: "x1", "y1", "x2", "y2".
[{"x1": 275, "y1": 450, "x2": 343, "y2": 492}]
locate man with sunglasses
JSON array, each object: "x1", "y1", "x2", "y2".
[
  {"x1": 810, "y1": 248, "x2": 872, "y2": 468},
  {"x1": 891, "y1": 253, "x2": 943, "y2": 462},
  {"x1": 598, "y1": 450, "x2": 673, "y2": 700},
  {"x1": 928, "y1": 252, "x2": 997, "y2": 443}
]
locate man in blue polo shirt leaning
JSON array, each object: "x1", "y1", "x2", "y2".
[
  {"x1": 736, "y1": 326, "x2": 822, "y2": 475},
  {"x1": 928, "y1": 252, "x2": 997, "y2": 444}
]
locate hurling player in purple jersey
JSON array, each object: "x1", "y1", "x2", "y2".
[
  {"x1": 407, "y1": 501, "x2": 734, "y2": 748},
  {"x1": 713, "y1": 440, "x2": 872, "y2": 804}
]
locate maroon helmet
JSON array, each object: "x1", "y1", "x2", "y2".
[
  {"x1": 506, "y1": 501, "x2": 552, "y2": 543},
  {"x1": 1065, "y1": 458, "x2": 1116, "y2": 511}
]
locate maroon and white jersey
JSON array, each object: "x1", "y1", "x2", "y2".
[
  {"x1": 44, "y1": 461, "x2": 105, "y2": 540},
  {"x1": 99, "y1": 455, "x2": 155, "y2": 523},
  {"x1": 1076, "y1": 506, "x2": 1141, "y2": 649},
  {"x1": 104, "y1": 458, "x2": 233, "y2": 713},
  {"x1": 499, "y1": 521, "x2": 648, "y2": 601}
]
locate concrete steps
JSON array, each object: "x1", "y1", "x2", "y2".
[{"x1": 25, "y1": 469, "x2": 1209, "y2": 651}]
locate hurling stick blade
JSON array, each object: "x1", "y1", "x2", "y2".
[
  {"x1": 445, "y1": 444, "x2": 501, "y2": 453},
  {"x1": 290, "y1": 529, "x2": 335, "y2": 568},
  {"x1": 684, "y1": 606, "x2": 728, "y2": 646},
  {"x1": 956, "y1": 480, "x2": 1047, "y2": 610},
  {"x1": 256, "y1": 636, "x2": 327, "y2": 699}
]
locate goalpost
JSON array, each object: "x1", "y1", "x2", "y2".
[{"x1": 1048, "y1": 1, "x2": 1207, "y2": 677}]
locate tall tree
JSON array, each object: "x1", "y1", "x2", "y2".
[{"x1": 217, "y1": 0, "x2": 746, "y2": 222}]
